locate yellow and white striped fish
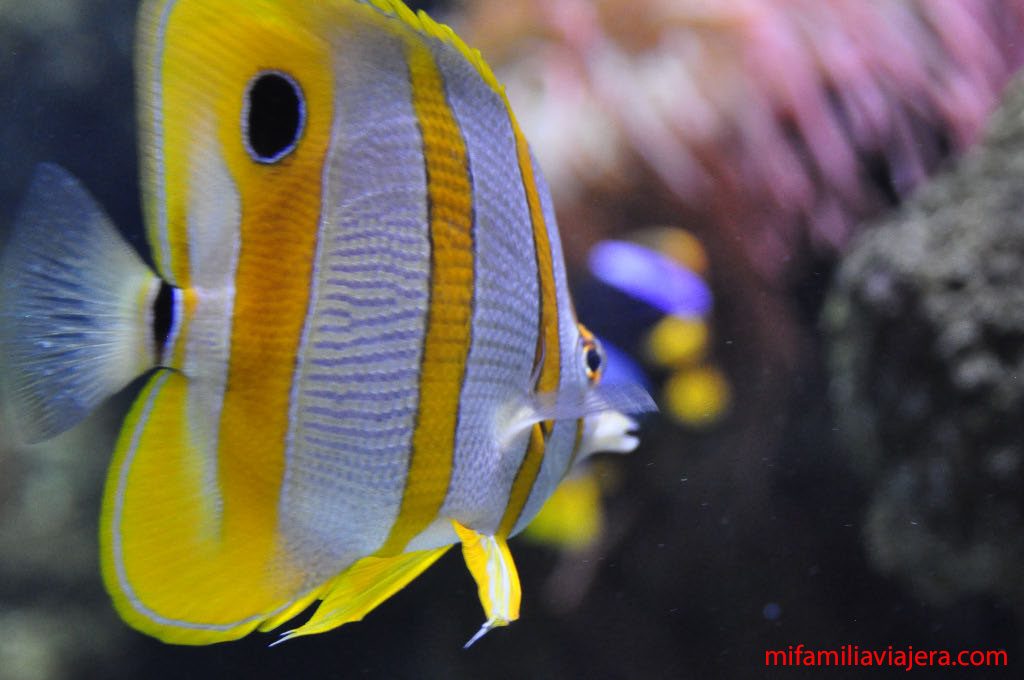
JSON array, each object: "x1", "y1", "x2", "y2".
[{"x1": 0, "y1": 0, "x2": 653, "y2": 646}]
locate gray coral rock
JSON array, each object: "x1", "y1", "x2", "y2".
[{"x1": 827, "y1": 76, "x2": 1024, "y2": 606}]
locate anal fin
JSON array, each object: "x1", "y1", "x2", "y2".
[
  {"x1": 272, "y1": 546, "x2": 451, "y2": 644},
  {"x1": 452, "y1": 521, "x2": 521, "y2": 647}
]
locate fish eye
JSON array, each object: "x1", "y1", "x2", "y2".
[
  {"x1": 577, "y1": 323, "x2": 604, "y2": 384},
  {"x1": 243, "y1": 71, "x2": 305, "y2": 163}
]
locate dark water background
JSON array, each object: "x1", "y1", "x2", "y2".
[{"x1": 0, "y1": 1, "x2": 1021, "y2": 678}]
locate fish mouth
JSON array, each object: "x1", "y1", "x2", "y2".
[
  {"x1": 613, "y1": 414, "x2": 642, "y2": 453},
  {"x1": 614, "y1": 413, "x2": 643, "y2": 452}
]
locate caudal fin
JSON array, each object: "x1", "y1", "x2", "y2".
[{"x1": 0, "y1": 164, "x2": 161, "y2": 443}]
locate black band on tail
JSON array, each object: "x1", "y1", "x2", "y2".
[{"x1": 153, "y1": 280, "x2": 176, "y2": 357}]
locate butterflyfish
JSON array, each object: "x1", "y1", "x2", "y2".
[{"x1": 0, "y1": 0, "x2": 655, "y2": 646}]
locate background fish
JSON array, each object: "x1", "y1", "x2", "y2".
[{"x1": 0, "y1": 0, "x2": 653, "y2": 646}]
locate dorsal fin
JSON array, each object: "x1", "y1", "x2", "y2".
[{"x1": 356, "y1": 0, "x2": 506, "y2": 96}]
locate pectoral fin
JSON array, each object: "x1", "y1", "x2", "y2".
[
  {"x1": 272, "y1": 547, "x2": 451, "y2": 644},
  {"x1": 452, "y1": 521, "x2": 521, "y2": 648},
  {"x1": 499, "y1": 383, "x2": 655, "y2": 451}
]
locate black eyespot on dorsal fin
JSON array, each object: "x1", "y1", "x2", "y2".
[{"x1": 244, "y1": 71, "x2": 305, "y2": 163}]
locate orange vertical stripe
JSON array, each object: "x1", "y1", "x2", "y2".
[
  {"x1": 173, "y1": 1, "x2": 335, "y2": 568},
  {"x1": 378, "y1": 38, "x2": 474, "y2": 556}
]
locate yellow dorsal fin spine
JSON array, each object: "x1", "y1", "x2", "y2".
[{"x1": 357, "y1": 0, "x2": 505, "y2": 95}]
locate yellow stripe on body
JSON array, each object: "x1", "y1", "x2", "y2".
[
  {"x1": 497, "y1": 118, "x2": 562, "y2": 537},
  {"x1": 376, "y1": 36, "x2": 475, "y2": 556}
]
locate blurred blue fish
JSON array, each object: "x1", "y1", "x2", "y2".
[
  {"x1": 588, "y1": 240, "x2": 711, "y2": 318},
  {"x1": 580, "y1": 233, "x2": 729, "y2": 427}
]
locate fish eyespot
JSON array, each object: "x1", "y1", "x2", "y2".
[{"x1": 243, "y1": 71, "x2": 305, "y2": 163}]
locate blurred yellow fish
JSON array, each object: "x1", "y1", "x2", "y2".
[{"x1": 0, "y1": 0, "x2": 654, "y2": 647}]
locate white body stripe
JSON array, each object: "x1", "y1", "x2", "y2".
[
  {"x1": 141, "y1": 0, "x2": 176, "y2": 280},
  {"x1": 406, "y1": 37, "x2": 540, "y2": 550},
  {"x1": 180, "y1": 118, "x2": 242, "y2": 531},
  {"x1": 279, "y1": 30, "x2": 430, "y2": 581},
  {"x1": 513, "y1": 156, "x2": 581, "y2": 536}
]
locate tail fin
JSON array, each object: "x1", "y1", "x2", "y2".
[{"x1": 0, "y1": 164, "x2": 161, "y2": 443}]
